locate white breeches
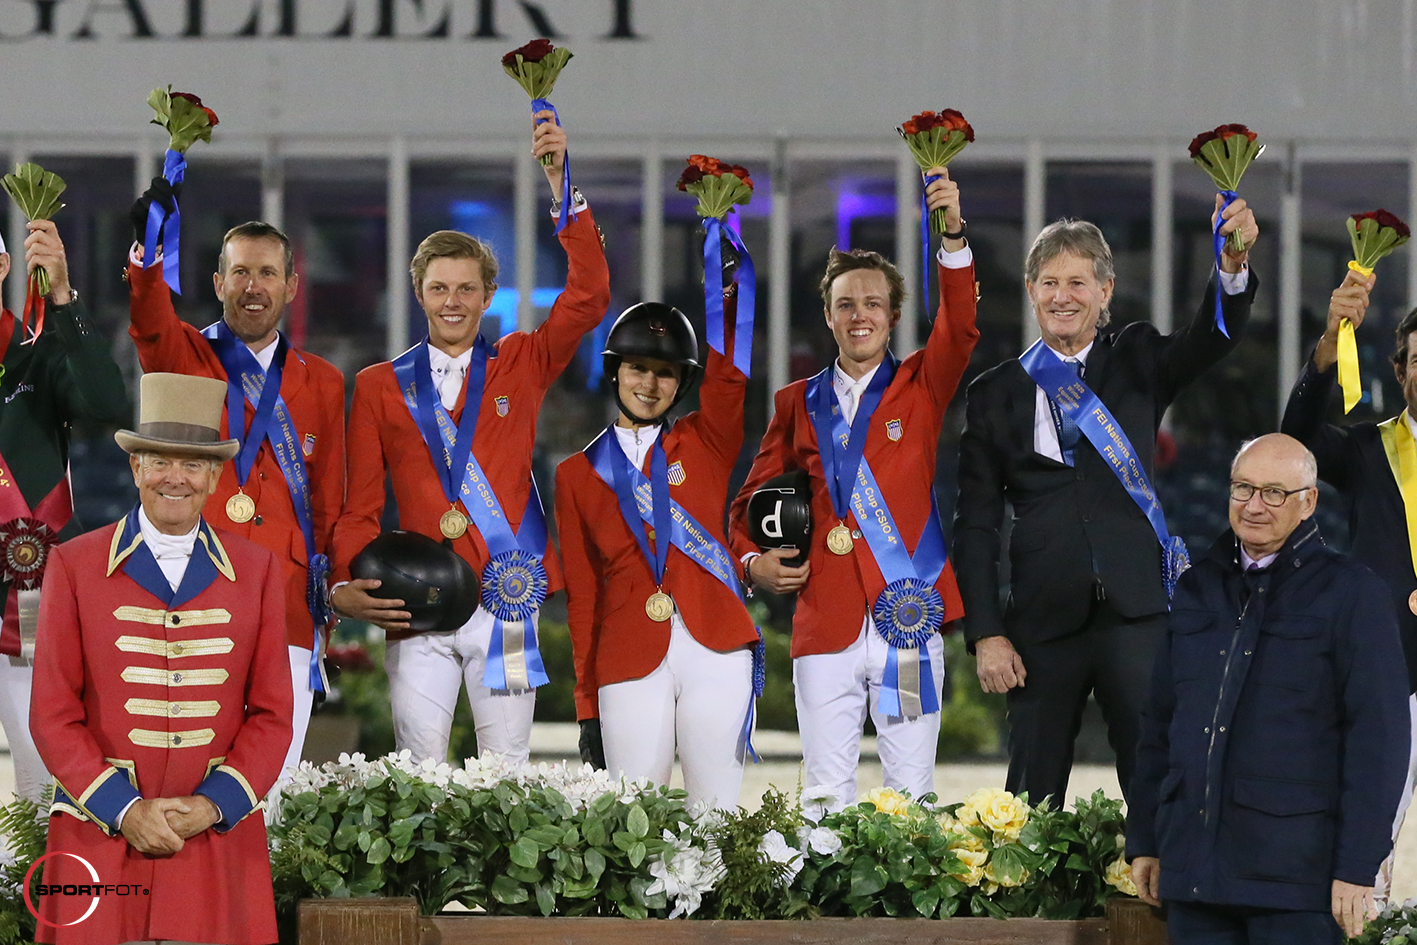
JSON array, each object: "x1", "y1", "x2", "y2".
[
  {"x1": 0, "y1": 656, "x2": 49, "y2": 804},
  {"x1": 1375, "y1": 692, "x2": 1417, "y2": 905}
]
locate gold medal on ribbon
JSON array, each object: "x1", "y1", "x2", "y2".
[
  {"x1": 440, "y1": 508, "x2": 469, "y2": 540},
  {"x1": 225, "y1": 492, "x2": 255, "y2": 524},
  {"x1": 826, "y1": 524, "x2": 854, "y2": 556},
  {"x1": 645, "y1": 590, "x2": 673, "y2": 622},
  {"x1": 1409, "y1": 589, "x2": 1417, "y2": 616}
]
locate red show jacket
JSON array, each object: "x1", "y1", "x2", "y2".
[
  {"x1": 331, "y1": 209, "x2": 611, "y2": 641},
  {"x1": 128, "y1": 263, "x2": 347, "y2": 651},
  {"x1": 727, "y1": 262, "x2": 979, "y2": 658},
  {"x1": 556, "y1": 345, "x2": 758, "y2": 721},
  {"x1": 30, "y1": 517, "x2": 293, "y2": 945}
]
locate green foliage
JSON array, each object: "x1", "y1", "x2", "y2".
[
  {"x1": 703, "y1": 787, "x2": 808, "y2": 919},
  {"x1": 1348, "y1": 898, "x2": 1417, "y2": 944},
  {"x1": 0, "y1": 790, "x2": 52, "y2": 945}
]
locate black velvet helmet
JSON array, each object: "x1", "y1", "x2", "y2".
[
  {"x1": 601, "y1": 302, "x2": 702, "y2": 423},
  {"x1": 746, "y1": 468, "x2": 813, "y2": 568},
  {"x1": 350, "y1": 530, "x2": 480, "y2": 634}
]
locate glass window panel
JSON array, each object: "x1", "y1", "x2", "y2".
[
  {"x1": 171, "y1": 158, "x2": 264, "y2": 328},
  {"x1": 954, "y1": 162, "x2": 1025, "y2": 376}
]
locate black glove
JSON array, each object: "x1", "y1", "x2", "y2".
[
  {"x1": 578, "y1": 719, "x2": 606, "y2": 770},
  {"x1": 130, "y1": 176, "x2": 182, "y2": 247}
]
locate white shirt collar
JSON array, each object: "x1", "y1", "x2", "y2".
[
  {"x1": 1239, "y1": 546, "x2": 1279, "y2": 571},
  {"x1": 614, "y1": 422, "x2": 661, "y2": 468},
  {"x1": 248, "y1": 336, "x2": 279, "y2": 373},
  {"x1": 428, "y1": 344, "x2": 473, "y2": 376},
  {"x1": 137, "y1": 507, "x2": 200, "y2": 561},
  {"x1": 1043, "y1": 339, "x2": 1094, "y2": 366},
  {"x1": 1405, "y1": 410, "x2": 1417, "y2": 440},
  {"x1": 832, "y1": 359, "x2": 881, "y2": 395}
]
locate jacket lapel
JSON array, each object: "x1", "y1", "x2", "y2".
[{"x1": 111, "y1": 508, "x2": 174, "y2": 607}]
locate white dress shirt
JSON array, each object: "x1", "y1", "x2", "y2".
[
  {"x1": 614, "y1": 422, "x2": 660, "y2": 469},
  {"x1": 137, "y1": 507, "x2": 198, "y2": 592},
  {"x1": 427, "y1": 345, "x2": 473, "y2": 411}
]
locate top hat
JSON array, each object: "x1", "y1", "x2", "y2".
[{"x1": 114, "y1": 373, "x2": 240, "y2": 461}]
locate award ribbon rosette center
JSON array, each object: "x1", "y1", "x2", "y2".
[
  {"x1": 1188, "y1": 123, "x2": 1264, "y2": 338},
  {"x1": 1338, "y1": 210, "x2": 1411, "y2": 413},
  {"x1": 677, "y1": 156, "x2": 757, "y2": 377},
  {"x1": 502, "y1": 39, "x2": 576, "y2": 233},
  {"x1": 145, "y1": 87, "x2": 219, "y2": 295},
  {"x1": 1, "y1": 163, "x2": 66, "y2": 345},
  {"x1": 898, "y1": 109, "x2": 974, "y2": 319}
]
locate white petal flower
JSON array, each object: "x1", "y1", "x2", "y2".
[
  {"x1": 806, "y1": 826, "x2": 843, "y2": 856},
  {"x1": 758, "y1": 829, "x2": 804, "y2": 885}
]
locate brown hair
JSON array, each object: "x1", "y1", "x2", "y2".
[
  {"x1": 818, "y1": 247, "x2": 906, "y2": 314},
  {"x1": 410, "y1": 230, "x2": 498, "y2": 297},
  {"x1": 1394, "y1": 308, "x2": 1417, "y2": 373},
  {"x1": 218, "y1": 222, "x2": 294, "y2": 277}
]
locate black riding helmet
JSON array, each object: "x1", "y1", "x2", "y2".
[{"x1": 601, "y1": 302, "x2": 702, "y2": 425}]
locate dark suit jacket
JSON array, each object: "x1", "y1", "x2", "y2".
[
  {"x1": 1280, "y1": 354, "x2": 1417, "y2": 691},
  {"x1": 953, "y1": 275, "x2": 1258, "y2": 647}
]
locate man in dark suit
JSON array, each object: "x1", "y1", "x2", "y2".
[
  {"x1": 952, "y1": 198, "x2": 1259, "y2": 809},
  {"x1": 1280, "y1": 268, "x2": 1417, "y2": 904}
]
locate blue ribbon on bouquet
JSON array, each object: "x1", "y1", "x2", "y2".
[
  {"x1": 143, "y1": 149, "x2": 186, "y2": 294},
  {"x1": 1210, "y1": 189, "x2": 1238, "y2": 339},
  {"x1": 920, "y1": 173, "x2": 940, "y2": 321},
  {"x1": 531, "y1": 98, "x2": 574, "y2": 234},
  {"x1": 703, "y1": 216, "x2": 756, "y2": 377}
]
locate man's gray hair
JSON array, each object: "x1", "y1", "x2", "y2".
[
  {"x1": 1025, "y1": 220, "x2": 1115, "y2": 284},
  {"x1": 1231, "y1": 437, "x2": 1319, "y2": 489}
]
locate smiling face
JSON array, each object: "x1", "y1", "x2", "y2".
[
  {"x1": 614, "y1": 357, "x2": 682, "y2": 427},
  {"x1": 1395, "y1": 330, "x2": 1417, "y2": 415},
  {"x1": 131, "y1": 452, "x2": 222, "y2": 536},
  {"x1": 1027, "y1": 251, "x2": 1113, "y2": 355},
  {"x1": 824, "y1": 268, "x2": 899, "y2": 376},
  {"x1": 213, "y1": 237, "x2": 298, "y2": 350},
  {"x1": 1228, "y1": 435, "x2": 1318, "y2": 560},
  {"x1": 417, "y1": 256, "x2": 495, "y2": 357}
]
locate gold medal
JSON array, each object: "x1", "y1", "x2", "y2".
[
  {"x1": 1409, "y1": 589, "x2": 1417, "y2": 616},
  {"x1": 826, "y1": 524, "x2": 854, "y2": 556},
  {"x1": 225, "y1": 492, "x2": 255, "y2": 524},
  {"x1": 440, "y1": 509, "x2": 469, "y2": 540},
  {"x1": 645, "y1": 591, "x2": 674, "y2": 622}
]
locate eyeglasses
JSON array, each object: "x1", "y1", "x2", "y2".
[{"x1": 1229, "y1": 482, "x2": 1312, "y2": 507}]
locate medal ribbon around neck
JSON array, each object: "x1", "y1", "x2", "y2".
[
  {"x1": 393, "y1": 339, "x2": 550, "y2": 691},
  {"x1": 204, "y1": 321, "x2": 331, "y2": 693},
  {"x1": 1378, "y1": 411, "x2": 1417, "y2": 592},
  {"x1": 806, "y1": 355, "x2": 946, "y2": 718}
]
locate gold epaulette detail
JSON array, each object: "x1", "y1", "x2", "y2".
[
  {"x1": 128, "y1": 728, "x2": 216, "y2": 749},
  {"x1": 124, "y1": 698, "x2": 221, "y2": 718},
  {"x1": 107, "y1": 523, "x2": 142, "y2": 576},
  {"x1": 115, "y1": 634, "x2": 235, "y2": 658},
  {"x1": 121, "y1": 667, "x2": 229, "y2": 687},
  {"x1": 197, "y1": 528, "x2": 236, "y2": 582},
  {"x1": 113, "y1": 606, "x2": 233, "y2": 629}
]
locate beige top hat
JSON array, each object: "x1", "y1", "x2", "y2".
[{"x1": 114, "y1": 373, "x2": 240, "y2": 461}]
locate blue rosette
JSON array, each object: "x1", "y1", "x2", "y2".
[
  {"x1": 481, "y1": 548, "x2": 549, "y2": 623},
  {"x1": 1163, "y1": 535, "x2": 1191, "y2": 601},
  {"x1": 872, "y1": 577, "x2": 945, "y2": 649}
]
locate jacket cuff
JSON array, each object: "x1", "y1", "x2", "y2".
[
  {"x1": 57, "y1": 767, "x2": 142, "y2": 836},
  {"x1": 195, "y1": 764, "x2": 260, "y2": 833},
  {"x1": 1333, "y1": 855, "x2": 1382, "y2": 887}
]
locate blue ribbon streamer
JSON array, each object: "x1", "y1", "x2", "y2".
[
  {"x1": 702, "y1": 217, "x2": 757, "y2": 377},
  {"x1": 531, "y1": 98, "x2": 574, "y2": 235},
  {"x1": 203, "y1": 322, "x2": 330, "y2": 692},
  {"x1": 143, "y1": 149, "x2": 186, "y2": 295},
  {"x1": 392, "y1": 340, "x2": 551, "y2": 689},
  {"x1": 810, "y1": 356, "x2": 896, "y2": 519},
  {"x1": 920, "y1": 174, "x2": 939, "y2": 324},
  {"x1": 742, "y1": 627, "x2": 766, "y2": 764},
  {"x1": 1211, "y1": 189, "x2": 1238, "y2": 339},
  {"x1": 1020, "y1": 339, "x2": 1189, "y2": 598}
]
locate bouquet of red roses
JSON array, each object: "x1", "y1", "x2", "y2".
[
  {"x1": 1, "y1": 163, "x2": 65, "y2": 344},
  {"x1": 676, "y1": 154, "x2": 754, "y2": 219},
  {"x1": 502, "y1": 39, "x2": 573, "y2": 167},
  {"x1": 677, "y1": 156, "x2": 756, "y2": 377},
  {"x1": 898, "y1": 109, "x2": 974, "y2": 234},
  {"x1": 1188, "y1": 123, "x2": 1263, "y2": 254},
  {"x1": 145, "y1": 88, "x2": 218, "y2": 294},
  {"x1": 1334, "y1": 209, "x2": 1412, "y2": 413}
]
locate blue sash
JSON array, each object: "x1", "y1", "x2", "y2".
[
  {"x1": 1019, "y1": 340, "x2": 1190, "y2": 598},
  {"x1": 392, "y1": 340, "x2": 550, "y2": 690},
  {"x1": 202, "y1": 322, "x2": 330, "y2": 693},
  {"x1": 805, "y1": 361, "x2": 945, "y2": 718},
  {"x1": 143, "y1": 149, "x2": 186, "y2": 294},
  {"x1": 703, "y1": 219, "x2": 756, "y2": 377},
  {"x1": 530, "y1": 98, "x2": 574, "y2": 235},
  {"x1": 585, "y1": 426, "x2": 765, "y2": 760}
]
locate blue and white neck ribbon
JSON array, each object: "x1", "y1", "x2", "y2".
[
  {"x1": 203, "y1": 321, "x2": 330, "y2": 693},
  {"x1": 703, "y1": 217, "x2": 756, "y2": 377},
  {"x1": 585, "y1": 426, "x2": 761, "y2": 760},
  {"x1": 530, "y1": 98, "x2": 574, "y2": 235},
  {"x1": 143, "y1": 149, "x2": 186, "y2": 295},
  {"x1": 806, "y1": 359, "x2": 946, "y2": 718},
  {"x1": 1210, "y1": 189, "x2": 1238, "y2": 339},
  {"x1": 1020, "y1": 339, "x2": 1190, "y2": 598},
  {"x1": 393, "y1": 339, "x2": 550, "y2": 691}
]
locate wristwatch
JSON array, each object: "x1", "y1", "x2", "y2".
[{"x1": 942, "y1": 219, "x2": 968, "y2": 240}]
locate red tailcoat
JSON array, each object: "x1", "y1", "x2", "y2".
[
  {"x1": 30, "y1": 512, "x2": 293, "y2": 945},
  {"x1": 129, "y1": 263, "x2": 347, "y2": 651},
  {"x1": 331, "y1": 210, "x2": 611, "y2": 641},
  {"x1": 727, "y1": 262, "x2": 979, "y2": 658},
  {"x1": 556, "y1": 346, "x2": 758, "y2": 720}
]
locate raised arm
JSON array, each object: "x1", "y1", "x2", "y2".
[
  {"x1": 689, "y1": 290, "x2": 746, "y2": 467},
  {"x1": 919, "y1": 169, "x2": 980, "y2": 411}
]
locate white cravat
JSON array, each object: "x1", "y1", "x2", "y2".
[
  {"x1": 137, "y1": 507, "x2": 199, "y2": 592},
  {"x1": 832, "y1": 361, "x2": 881, "y2": 426},
  {"x1": 249, "y1": 335, "x2": 278, "y2": 373},
  {"x1": 427, "y1": 346, "x2": 472, "y2": 411},
  {"x1": 1032, "y1": 341, "x2": 1094, "y2": 462},
  {"x1": 614, "y1": 422, "x2": 661, "y2": 470}
]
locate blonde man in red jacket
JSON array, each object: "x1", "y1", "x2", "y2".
[{"x1": 728, "y1": 169, "x2": 977, "y2": 814}]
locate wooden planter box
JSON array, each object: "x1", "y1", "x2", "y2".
[{"x1": 297, "y1": 896, "x2": 1166, "y2": 945}]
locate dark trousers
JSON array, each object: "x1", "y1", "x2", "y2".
[
  {"x1": 1168, "y1": 901, "x2": 1343, "y2": 944},
  {"x1": 1004, "y1": 595, "x2": 1165, "y2": 809}
]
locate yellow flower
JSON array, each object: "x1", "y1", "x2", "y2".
[
  {"x1": 949, "y1": 847, "x2": 987, "y2": 887},
  {"x1": 864, "y1": 786, "x2": 913, "y2": 817},
  {"x1": 984, "y1": 858, "x2": 1029, "y2": 889},
  {"x1": 959, "y1": 788, "x2": 1028, "y2": 842},
  {"x1": 1105, "y1": 855, "x2": 1138, "y2": 897},
  {"x1": 936, "y1": 811, "x2": 958, "y2": 832},
  {"x1": 946, "y1": 829, "x2": 986, "y2": 854}
]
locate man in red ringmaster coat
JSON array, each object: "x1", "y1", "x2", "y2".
[
  {"x1": 727, "y1": 169, "x2": 978, "y2": 815},
  {"x1": 30, "y1": 372, "x2": 292, "y2": 945},
  {"x1": 127, "y1": 206, "x2": 344, "y2": 787}
]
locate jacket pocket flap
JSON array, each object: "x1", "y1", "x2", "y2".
[
  {"x1": 1232, "y1": 777, "x2": 1330, "y2": 817},
  {"x1": 1258, "y1": 615, "x2": 1324, "y2": 640},
  {"x1": 1169, "y1": 611, "x2": 1214, "y2": 635}
]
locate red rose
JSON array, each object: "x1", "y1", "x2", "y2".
[
  {"x1": 901, "y1": 119, "x2": 919, "y2": 136},
  {"x1": 172, "y1": 91, "x2": 204, "y2": 108},
  {"x1": 729, "y1": 164, "x2": 754, "y2": 189},
  {"x1": 1219, "y1": 123, "x2": 1257, "y2": 143},
  {"x1": 940, "y1": 109, "x2": 977, "y2": 142},
  {"x1": 677, "y1": 166, "x2": 706, "y2": 191},
  {"x1": 1188, "y1": 130, "x2": 1219, "y2": 159},
  {"x1": 1355, "y1": 209, "x2": 1412, "y2": 238},
  {"x1": 502, "y1": 38, "x2": 554, "y2": 67},
  {"x1": 202, "y1": 107, "x2": 219, "y2": 128}
]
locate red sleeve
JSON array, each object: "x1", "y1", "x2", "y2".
[
  {"x1": 516, "y1": 208, "x2": 612, "y2": 388},
  {"x1": 692, "y1": 293, "x2": 746, "y2": 467},
  {"x1": 554, "y1": 462, "x2": 602, "y2": 721},
  {"x1": 727, "y1": 385, "x2": 795, "y2": 564},
  {"x1": 920, "y1": 261, "x2": 980, "y2": 410},
  {"x1": 127, "y1": 260, "x2": 220, "y2": 375},
  {"x1": 331, "y1": 370, "x2": 387, "y2": 582}
]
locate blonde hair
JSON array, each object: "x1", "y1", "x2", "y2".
[{"x1": 410, "y1": 230, "x2": 498, "y2": 296}]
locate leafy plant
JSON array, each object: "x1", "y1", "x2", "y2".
[{"x1": 0, "y1": 790, "x2": 52, "y2": 945}]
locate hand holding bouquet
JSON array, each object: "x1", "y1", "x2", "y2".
[
  {"x1": 1188, "y1": 124, "x2": 1263, "y2": 255},
  {"x1": 1335, "y1": 210, "x2": 1411, "y2": 412},
  {"x1": 502, "y1": 39, "x2": 573, "y2": 167},
  {"x1": 677, "y1": 156, "x2": 756, "y2": 377},
  {"x1": 898, "y1": 109, "x2": 974, "y2": 234},
  {"x1": 1, "y1": 163, "x2": 65, "y2": 344},
  {"x1": 145, "y1": 88, "x2": 219, "y2": 294}
]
